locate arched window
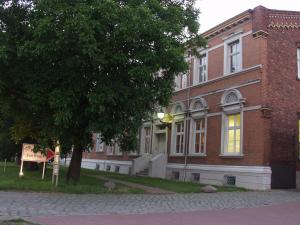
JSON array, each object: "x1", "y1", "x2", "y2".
[
  {"x1": 189, "y1": 97, "x2": 209, "y2": 156},
  {"x1": 220, "y1": 89, "x2": 245, "y2": 156},
  {"x1": 171, "y1": 102, "x2": 186, "y2": 155}
]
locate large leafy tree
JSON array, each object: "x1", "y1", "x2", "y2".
[{"x1": 0, "y1": 0, "x2": 205, "y2": 182}]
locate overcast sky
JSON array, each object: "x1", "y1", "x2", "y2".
[{"x1": 196, "y1": 0, "x2": 300, "y2": 32}]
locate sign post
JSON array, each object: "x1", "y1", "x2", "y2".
[{"x1": 52, "y1": 141, "x2": 60, "y2": 187}]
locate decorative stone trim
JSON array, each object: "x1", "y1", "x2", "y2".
[
  {"x1": 252, "y1": 30, "x2": 269, "y2": 39},
  {"x1": 268, "y1": 14, "x2": 300, "y2": 30}
]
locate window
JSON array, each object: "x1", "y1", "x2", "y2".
[
  {"x1": 224, "y1": 175, "x2": 236, "y2": 186},
  {"x1": 114, "y1": 142, "x2": 122, "y2": 156},
  {"x1": 224, "y1": 114, "x2": 241, "y2": 154},
  {"x1": 192, "y1": 118, "x2": 206, "y2": 154},
  {"x1": 297, "y1": 48, "x2": 300, "y2": 79},
  {"x1": 191, "y1": 173, "x2": 200, "y2": 182},
  {"x1": 220, "y1": 89, "x2": 244, "y2": 156},
  {"x1": 180, "y1": 73, "x2": 188, "y2": 89},
  {"x1": 198, "y1": 54, "x2": 207, "y2": 83},
  {"x1": 95, "y1": 133, "x2": 104, "y2": 152},
  {"x1": 144, "y1": 127, "x2": 151, "y2": 154},
  {"x1": 175, "y1": 121, "x2": 185, "y2": 154},
  {"x1": 106, "y1": 144, "x2": 114, "y2": 155},
  {"x1": 172, "y1": 171, "x2": 180, "y2": 180},
  {"x1": 227, "y1": 40, "x2": 241, "y2": 73},
  {"x1": 175, "y1": 73, "x2": 188, "y2": 90}
]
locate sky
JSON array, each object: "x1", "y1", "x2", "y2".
[{"x1": 195, "y1": 0, "x2": 300, "y2": 32}]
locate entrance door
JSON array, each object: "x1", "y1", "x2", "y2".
[{"x1": 154, "y1": 133, "x2": 166, "y2": 154}]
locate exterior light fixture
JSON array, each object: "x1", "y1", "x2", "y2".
[
  {"x1": 157, "y1": 111, "x2": 173, "y2": 127},
  {"x1": 157, "y1": 112, "x2": 165, "y2": 120}
]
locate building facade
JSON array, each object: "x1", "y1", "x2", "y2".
[{"x1": 75, "y1": 6, "x2": 300, "y2": 190}]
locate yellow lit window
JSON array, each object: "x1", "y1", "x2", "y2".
[{"x1": 226, "y1": 114, "x2": 241, "y2": 154}]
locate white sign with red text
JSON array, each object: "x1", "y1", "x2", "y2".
[
  {"x1": 19, "y1": 143, "x2": 55, "y2": 179},
  {"x1": 21, "y1": 144, "x2": 47, "y2": 162}
]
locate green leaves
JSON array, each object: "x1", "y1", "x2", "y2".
[{"x1": 0, "y1": 0, "x2": 205, "y2": 152}]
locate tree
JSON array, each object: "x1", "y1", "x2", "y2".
[
  {"x1": 0, "y1": 114, "x2": 20, "y2": 161},
  {"x1": 0, "y1": 0, "x2": 205, "y2": 183}
]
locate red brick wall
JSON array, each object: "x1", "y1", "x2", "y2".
[
  {"x1": 208, "y1": 47, "x2": 224, "y2": 79},
  {"x1": 169, "y1": 83, "x2": 266, "y2": 166},
  {"x1": 260, "y1": 9, "x2": 300, "y2": 187}
]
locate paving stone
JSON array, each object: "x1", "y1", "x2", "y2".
[{"x1": 0, "y1": 190, "x2": 300, "y2": 219}]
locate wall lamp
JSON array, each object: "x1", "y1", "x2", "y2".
[{"x1": 157, "y1": 111, "x2": 173, "y2": 127}]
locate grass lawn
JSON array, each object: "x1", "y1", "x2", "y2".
[
  {"x1": 82, "y1": 168, "x2": 247, "y2": 193},
  {"x1": 0, "y1": 162, "x2": 144, "y2": 194},
  {"x1": 0, "y1": 219, "x2": 38, "y2": 225}
]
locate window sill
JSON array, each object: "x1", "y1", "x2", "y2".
[
  {"x1": 188, "y1": 154, "x2": 207, "y2": 157},
  {"x1": 219, "y1": 154, "x2": 244, "y2": 158},
  {"x1": 169, "y1": 153, "x2": 185, "y2": 157}
]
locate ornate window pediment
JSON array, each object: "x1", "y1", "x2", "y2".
[
  {"x1": 189, "y1": 97, "x2": 208, "y2": 119},
  {"x1": 221, "y1": 89, "x2": 245, "y2": 107},
  {"x1": 171, "y1": 102, "x2": 186, "y2": 115},
  {"x1": 190, "y1": 97, "x2": 208, "y2": 112}
]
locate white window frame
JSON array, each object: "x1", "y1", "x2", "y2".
[
  {"x1": 297, "y1": 48, "x2": 300, "y2": 80},
  {"x1": 95, "y1": 133, "x2": 104, "y2": 152},
  {"x1": 221, "y1": 112, "x2": 243, "y2": 156},
  {"x1": 170, "y1": 102, "x2": 186, "y2": 156},
  {"x1": 173, "y1": 121, "x2": 185, "y2": 155},
  {"x1": 194, "y1": 53, "x2": 208, "y2": 85},
  {"x1": 106, "y1": 144, "x2": 114, "y2": 155},
  {"x1": 113, "y1": 140, "x2": 122, "y2": 156},
  {"x1": 175, "y1": 73, "x2": 188, "y2": 90},
  {"x1": 224, "y1": 33, "x2": 243, "y2": 75},
  {"x1": 189, "y1": 117, "x2": 207, "y2": 156}
]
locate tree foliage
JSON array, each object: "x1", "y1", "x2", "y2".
[{"x1": 0, "y1": 0, "x2": 205, "y2": 181}]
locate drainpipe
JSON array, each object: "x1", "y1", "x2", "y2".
[{"x1": 183, "y1": 52, "x2": 192, "y2": 182}]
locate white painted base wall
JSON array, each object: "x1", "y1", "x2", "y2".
[
  {"x1": 297, "y1": 171, "x2": 300, "y2": 190},
  {"x1": 166, "y1": 164, "x2": 272, "y2": 190},
  {"x1": 64, "y1": 158, "x2": 132, "y2": 174}
]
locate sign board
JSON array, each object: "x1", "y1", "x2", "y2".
[
  {"x1": 21, "y1": 144, "x2": 46, "y2": 162},
  {"x1": 46, "y1": 149, "x2": 55, "y2": 161},
  {"x1": 19, "y1": 143, "x2": 55, "y2": 179}
]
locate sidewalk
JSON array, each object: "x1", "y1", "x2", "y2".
[{"x1": 28, "y1": 201, "x2": 300, "y2": 225}]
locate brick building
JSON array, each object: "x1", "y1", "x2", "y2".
[{"x1": 77, "y1": 6, "x2": 300, "y2": 190}]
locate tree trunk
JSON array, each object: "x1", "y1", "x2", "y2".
[{"x1": 66, "y1": 145, "x2": 83, "y2": 183}]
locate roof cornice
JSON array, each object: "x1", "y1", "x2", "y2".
[{"x1": 202, "y1": 9, "x2": 253, "y2": 40}]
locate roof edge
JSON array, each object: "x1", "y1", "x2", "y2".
[{"x1": 201, "y1": 9, "x2": 253, "y2": 39}]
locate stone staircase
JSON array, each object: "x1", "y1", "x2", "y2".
[
  {"x1": 132, "y1": 153, "x2": 167, "y2": 178},
  {"x1": 136, "y1": 168, "x2": 149, "y2": 176}
]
